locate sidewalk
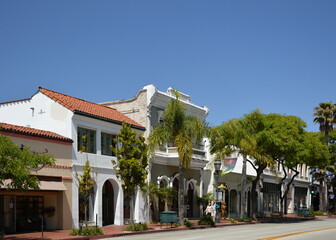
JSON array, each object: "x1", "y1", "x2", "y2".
[{"x1": 3, "y1": 215, "x2": 319, "y2": 240}]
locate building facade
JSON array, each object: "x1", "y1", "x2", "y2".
[
  {"x1": 0, "y1": 87, "x2": 146, "y2": 228},
  {"x1": 0, "y1": 123, "x2": 73, "y2": 233},
  {"x1": 101, "y1": 84, "x2": 211, "y2": 220}
]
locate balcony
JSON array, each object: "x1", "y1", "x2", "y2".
[{"x1": 157, "y1": 146, "x2": 206, "y2": 160}]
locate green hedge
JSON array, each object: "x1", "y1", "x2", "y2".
[
  {"x1": 70, "y1": 226, "x2": 103, "y2": 236},
  {"x1": 198, "y1": 215, "x2": 215, "y2": 226},
  {"x1": 124, "y1": 223, "x2": 149, "y2": 232}
]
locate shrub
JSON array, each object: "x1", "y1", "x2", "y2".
[
  {"x1": 198, "y1": 215, "x2": 214, "y2": 226},
  {"x1": 173, "y1": 222, "x2": 181, "y2": 227},
  {"x1": 82, "y1": 226, "x2": 103, "y2": 236},
  {"x1": 237, "y1": 217, "x2": 252, "y2": 222},
  {"x1": 124, "y1": 223, "x2": 148, "y2": 232},
  {"x1": 70, "y1": 227, "x2": 103, "y2": 236},
  {"x1": 184, "y1": 219, "x2": 192, "y2": 227},
  {"x1": 70, "y1": 228, "x2": 80, "y2": 236},
  {"x1": 308, "y1": 211, "x2": 329, "y2": 217},
  {"x1": 227, "y1": 218, "x2": 235, "y2": 223}
]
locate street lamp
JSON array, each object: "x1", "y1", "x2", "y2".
[{"x1": 214, "y1": 159, "x2": 222, "y2": 223}]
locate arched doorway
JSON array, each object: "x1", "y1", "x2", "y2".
[
  {"x1": 187, "y1": 183, "x2": 194, "y2": 217},
  {"x1": 172, "y1": 178, "x2": 179, "y2": 212},
  {"x1": 102, "y1": 180, "x2": 114, "y2": 225},
  {"x1": 230, "y1": 189, "x2": 238, "y2": 218},
  {"x1": 159, "y1": 180, "x2": 167, "y2": 212}
]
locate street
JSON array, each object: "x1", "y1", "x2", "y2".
[{"x1": 106, "y1": 218, "x2": 336, "y2": 240}]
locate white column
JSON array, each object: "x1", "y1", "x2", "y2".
[
  {"x1": 146, "y1": 109, "x2": 151, "y2": 139},
  {"x1": 94, "y1": 181, "x2": 102, "y2": 226},
  {"x1": 114, "y1": 183, "x2": 124, "y2": 225},
  {"x1": 200, "y1": 169, "x2": 204, "y2": 216},
  {"x1": 72, "y1": 176, "x2": 79, "y2": 228},
  {"x1": 134, "y1": 188, "x2": 148, "y2": 223}
]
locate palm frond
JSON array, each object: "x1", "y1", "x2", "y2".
[
  {"x1": 175, "y1": 132, "x2": 193, "y2": 168},
  {"x1": 147, "y1": 123, "x2": 173, "y2": 160}
]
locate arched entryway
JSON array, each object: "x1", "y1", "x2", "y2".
[
  {"x1": 187, "y1": 183, "x2": 194, "y2": 217},
  {"x1": 159, "y1": 180, "x2": 167, "y2": 212},
  {"x1": 172, "y1": 178, "x2": 179, "y2": 212},
  {"x1": 229, "y1": 189, "x2": 238, "y2": 218},
  {"x1": 102, "y1": 180, "x2": 114, "y2": 225}
]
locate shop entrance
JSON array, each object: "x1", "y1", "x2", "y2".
[{"x1": 102, "y1": 180, "x2": 114, "y2": 225}]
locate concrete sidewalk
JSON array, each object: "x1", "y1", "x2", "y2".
[
  {"x1": 3, "y1": 219, "x2": 250, "y2": 240},
  {"x1": 3, "y1": 215, "x2": 320, "y2": 240}
]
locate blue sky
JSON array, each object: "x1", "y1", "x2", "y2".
[{"x1": 1, "y1": 0, "x2": 335, "y2": 132}]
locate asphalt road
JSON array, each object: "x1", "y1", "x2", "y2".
[{"x1": 106, "y1": 218, "x2": 336, "y2": 240}]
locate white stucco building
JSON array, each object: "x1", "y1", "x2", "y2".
[
  {"x1": 0, "y1": 87, "x2": 146, "y2": 227},
  {"x1": 101, "y1": 84, "x2": 211, "y2": 220}
]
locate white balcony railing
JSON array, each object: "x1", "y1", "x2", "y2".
[{"x1": 157, "y1": 146, "x2": 206, "y2": 159}]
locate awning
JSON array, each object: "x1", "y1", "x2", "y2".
[
  {"x1": 1, "y1": 179, "x2": 67, "y2": 191},
  {"x1": 38, "y1": 181, "x2": 67, "y2": 191}
]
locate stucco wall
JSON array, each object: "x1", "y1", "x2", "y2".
[
  {"x1": 101, "y1": 89, "x2": 148, "y2": 128},
  {"x1": 4, "y1": 134, "x2": 73, "y2": 230},
  {"x1": 0, "y1": 93, "x2": 73, "y2": 138}
]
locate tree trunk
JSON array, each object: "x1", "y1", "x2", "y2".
[
  {"x1": 130, "y1": 194, "x2": 135, "y2": 224},
  {"x1": 240, "y1": 154, "x2": 247, "y2": 218},
  {"x1": 251, "y1": 164, "x2": 267, "y2": 220},
  {"x1": 84, "y1": 202, "x2": 87, "y2": 227},
  {"x1": 319, "y1": 177, "x2": 328, "y2": 212},
  {"x1": 280, "y1": 169, "x2": 298, "y2": 215},
  {"x1": 178, "y1": 165, "x2": 185, "y2": 225}
]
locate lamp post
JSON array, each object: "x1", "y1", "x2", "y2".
[{"x1": 214, "y1": 159, "x2": 222, "y2": 223}]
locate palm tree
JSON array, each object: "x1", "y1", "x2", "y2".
[
  {"x1": 148, "y1": 90, "x2": 206, "y2": 224},
  {"x1": 313, "y1": 102, "x2": 336, "y2": 145},
  {"x1": 313, "y1": 102, "x2": 336, "y2": 211}
]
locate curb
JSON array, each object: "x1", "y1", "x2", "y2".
[{"x1": 60, "y1": 222, "x2": 257, "y2": 240}]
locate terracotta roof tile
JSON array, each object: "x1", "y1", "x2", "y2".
[
  {"x1": 0, "y1": 123, "x2": 73, "y2": 143},
  {"x1": 39, "y1": 87, "x2": 145, "y2": 130}
]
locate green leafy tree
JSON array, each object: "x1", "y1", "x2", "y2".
[
  {"x1": 260, "y1": 114, "x2": 329, "y2": 214},
  {"x1": 0, "y1": 133, "x2": 54, "y2": 190},
  {"x1": 148, "y1": 90, "x2": 206, "y2": 224},
  {"x1": 75, "y1": 160, "x2": 94, "y2": 226},
  {"x1": 210, "y1": 110, "x2": 272, "y2": 218},
  {"x1": 313, "y1": 102, "x2": 336, "y2": 211},
  {"x1": 112, "y1": 122, "x2": 148, "y2": 223}
]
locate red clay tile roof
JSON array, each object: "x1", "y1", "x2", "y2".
[
  {"x1": 39, "y1": 87, "x2": 145, "y2": 130},
  {"x1": 0, "y1": 123, "x2": 73, "y2": 143}
]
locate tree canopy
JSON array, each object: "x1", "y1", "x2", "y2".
[
  {"x1": 112, "y1": 122, "x2": 148, "y2": 196},
  {"x1": 0, "y1": 134, "x2": 54, "y2": 190}
]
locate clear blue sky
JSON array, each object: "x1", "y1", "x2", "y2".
[{"x1": 1, "y1": 0, "x2": 335, "y2": 132}]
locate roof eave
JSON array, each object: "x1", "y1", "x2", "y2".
[
  {"x1": 73, "y1": 111, "x2": 146, "y2": 131},
  {"x1": 1, "y1": 129, "x2": 73, "y2": 143}
]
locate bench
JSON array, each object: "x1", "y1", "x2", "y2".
[{"x1": 160, "y1": 211, "x2": 178, "y2": 228}]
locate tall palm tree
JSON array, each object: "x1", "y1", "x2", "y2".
[
  {"x1": 313, "y1": 101, "x2": 336, "y2": 211},
  {"x1": 148, "y1": 90, "x2": 206, "y2": 224},
  {"x1": 313, "y1": 102, "x2": 336, "y2": 145}
]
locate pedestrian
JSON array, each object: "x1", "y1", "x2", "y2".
[
  {"x1": 204, "y1": 203, "x2": 212, "y2": 216},
  {"x1": 211, "y1": 201, "x2": 216, "y2": 221}
]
